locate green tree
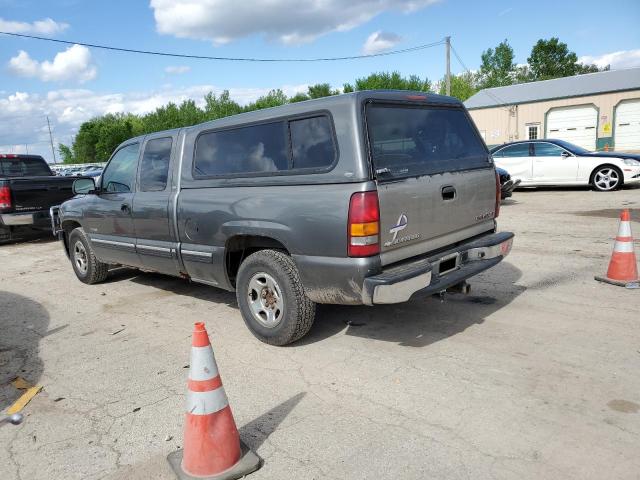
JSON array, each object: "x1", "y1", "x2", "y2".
[
  {"x1": 477, "y1": 40, "x2": 516, "y2": 89},
  {"x1": 527, "y1": 37, "x2": 579, "y2": 80},
  {"x1": 438, "y1": 72, "x2": 477, "y2": 101},
  {"x1": 343, "y1": 72, "x2": 431, "y2": 92},
  {"x1": 58, "y1": 143, "x2": 75, "y2": 164},
  {"x1": 289, "y1": 92, "x2": 311, "y2": 103},
  {"x1": 307, "y1": 83, "x2": 338, "y2": 98},
  {"x1": 245, "y1": 89, "x2": 288, "y2": 111},
  {"x1": 203, "y1": 90, "x2": 242, "y2": 120},
  {"x1": 526, "y1": 37, "x2": 606, "y2": 81}
]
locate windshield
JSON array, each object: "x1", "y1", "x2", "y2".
[
  {"x1": 366, "y1": 104, "x2": 490, "y2": 179},
  {"x1": 0, "y1": 157, "x2": 52, "y2": 177}
]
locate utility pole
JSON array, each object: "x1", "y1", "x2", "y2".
[
  {"x1": 25, "y1": 144, "x2": 29, "y2": 154},
  {"x1": 445, "y1": 36, "x2": 451, "y2": 96},
  {"x1": 46, "y1": 116, "x2": 57, "y2": 164}
]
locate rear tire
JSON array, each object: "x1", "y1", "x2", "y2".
[
  {"x1": 591, "y1": 165, "x2": 623, "y2": 192},
  {"x1": 69, "y1": 228, "x2": 109, "y2": 284},
  {"x1": 236, "y1": 250, "x2": 315, "y2": 346}
]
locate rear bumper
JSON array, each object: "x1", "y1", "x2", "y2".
[
  {"x1": 361, "y1": 231, "x2": 514, "y2": 305},
  {"x1": 0, "y1": 210, "x2": 51, "y2": 228}
]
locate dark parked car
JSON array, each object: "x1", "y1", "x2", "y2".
[
  {"x1": 53, "y1": 91, "x2": 514, "y2": 345},
  {"x1": 0, "y1": 154, "x2": 79, "y2": 242}
]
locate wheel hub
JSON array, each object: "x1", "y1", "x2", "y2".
[{"x1": 247, "y1": 272, "x2": 284, "y2": 328}]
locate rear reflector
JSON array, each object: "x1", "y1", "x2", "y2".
[
  {"x1": 0, "y1": 185, "x2": 11, "y2": 210},
  {"x1": 348, "y1": 191, "x2": 380, "y2": 257}
]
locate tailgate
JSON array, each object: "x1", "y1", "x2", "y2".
[
  {"x1": 8, "y1": 177, "x2": 76, "y2": 212},
  {"x1": 365, "y1": 101, "x2": 497, "y2": 266}
]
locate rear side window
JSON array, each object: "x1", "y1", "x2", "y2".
[
  {"x1": 366, "y1": 104, "x2": 489, "y2": 178},
  {"x1": 290, "y1": 116, "x2": 335, "y2": 169},
  {"x1": 0, "y1": 157, "x2": 51, "y2": 177},
  {"x1": 493, "y1": 144, "x2": 531, "y2": 158},
  {"x1": 194, "y1": 122, "x2": 288, "y2": 176},
  {"x1": 140, "y1": 137, "x2": 173, "y2": 191}
]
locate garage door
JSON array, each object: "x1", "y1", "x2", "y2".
[
  {"x1": 546, "y1": 105, "x2": 597, "y2": 150},
  {"x1": 614, "y1": 99, "x2": 640, "y2": 151}
]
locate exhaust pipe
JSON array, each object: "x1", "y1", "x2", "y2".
[{"x1": 446, "y1": 281, "x2": 471, "y2": 295}]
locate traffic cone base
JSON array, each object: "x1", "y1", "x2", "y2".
[{"x1": 168, "y1": 440, "x2": 261, "y2": 480}]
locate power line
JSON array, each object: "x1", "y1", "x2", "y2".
[{"x1": 0, "y1": 31, "x2": 446, "y2": 62}]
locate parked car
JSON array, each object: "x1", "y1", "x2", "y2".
[
  {"x1": 53, "y1": 91, "x2": 514, "y2": 345},
  {"x1": 490, "y1": 139, "x2": 640, "y2": 192},
  {"x1": 0, "y1": 154, "x2": 80, "y2": 242},
  {"x1": 496, "y1": 167, "x2": 520, "y2": 199}
]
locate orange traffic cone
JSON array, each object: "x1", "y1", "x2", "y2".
[
  {"x1": 595, "y1": 209, "x2": 639, "y2": 288},
  {"x1": 167, "y1": 322, "x2": 261, "y2": 479}
]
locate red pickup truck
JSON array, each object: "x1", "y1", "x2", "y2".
[{"x1": 0, "y1": 154, "x2": 78, "y2": 242}]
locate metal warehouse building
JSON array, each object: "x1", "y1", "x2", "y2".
[{"x1": 465, "y1": 67, "x2": 640, "y2": 152}]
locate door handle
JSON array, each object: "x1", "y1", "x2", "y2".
[
  {"x1": 441, "y1": 186, "x2": 456, "y2": 200},
  {"x1": 121, "y1": 203, "x2": 131, "y2": 214}
]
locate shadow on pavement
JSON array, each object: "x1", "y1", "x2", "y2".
[
  {"x1": 239, "y1": 392, "x2": 306, "y2": 451},
  {"x1": 0, "y1": 291, "x2": 50, "y2": 411},
  {"x1": 298, "y1": 261, "x2": 524, "y2": 347},
  {"x1": 114, "y1": 261, "x2": 523, "y2": 348}
]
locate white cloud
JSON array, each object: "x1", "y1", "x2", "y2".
[
  {"x1": 150, "y1": 0, "x2": 439, "y2": 45},
  {"x1": 362, "y1": 31, "x2": 402, "y2": 55},
  {"x1": 165, "y1": 65, "x2": 191, "y2": 74},
  {"x1": 579, "y1": 49, "x2": 640, "y2": 70},
  {"x1": 0, "y1": 17, "x2": 69, "y2": 35},
  {"x1": 0, "y1": 84, "x2": 308, "y2": 161},
  {"x1": 8, "y1": 45, "x2": 97, "y2": 84}
]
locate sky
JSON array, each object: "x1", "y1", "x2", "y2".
[{"x1": 1, "y1": 0, "x2": 639, "y2": 163}]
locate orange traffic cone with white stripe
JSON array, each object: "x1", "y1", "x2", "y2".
[
  {"x1": 167, "y1": 322, "x2": 261, "y2": 479},
  {"x1": 595, "y1": 209, "x2": 639, "y2": 288}
]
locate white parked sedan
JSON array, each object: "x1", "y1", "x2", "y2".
[{"x1": 490, "y1": 139, "x2": 640, "y2": 192}]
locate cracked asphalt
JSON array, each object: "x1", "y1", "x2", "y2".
[{"x1": 1, "y1": 187, "x2": 639, "y2": 480}]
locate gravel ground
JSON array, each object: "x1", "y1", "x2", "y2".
[{"x1": 1, "y1": 186, "x2": 639, "y2": 480}]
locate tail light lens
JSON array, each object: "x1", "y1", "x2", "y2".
[
  {"x1": 494, "y1": 170, "x2": 501, "y2": 219},
  {"x1": 348, "y1": 191, "x2": 380, "y2": 257},
  {"x1": 0, "y1": 185, "x2": 11, "y2": 210}
]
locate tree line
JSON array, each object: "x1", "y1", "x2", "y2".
[{"x1": 60, "y1": 37, "x2": 607, "y2": 164}]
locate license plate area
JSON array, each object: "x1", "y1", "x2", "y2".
[{"x1": 435, "y1": 252, "x2": 460, "y2": 276}]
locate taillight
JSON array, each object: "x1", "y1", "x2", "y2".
[
  {"x1": 494, "y1": 170, "x2": 501, "y2": 219},
  {"x1": 0, "y1": 185, "x2": 11, "y2": 210},
  {"x1": 348, "y1": 191, "x2": 380, "y2": 257}
]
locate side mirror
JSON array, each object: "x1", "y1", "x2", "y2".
[
  {"x1": 561, "y1": 151, "x2": 571, "y2": 158},
  {"x1": 73, "y1": 177, "x2": 96, "y2": 194}
]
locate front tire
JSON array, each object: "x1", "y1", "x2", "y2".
[
  {"x1": 591, "y1": 165, "x2": 622, "y2": 192},
  {"x1": 236, "y1": 250, "x2": 316, "y2": 346},
  {"x1": 69, "y1": 228, "x2": 109, "y2": 284}
]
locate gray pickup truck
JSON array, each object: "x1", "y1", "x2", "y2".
[{"x1": 53, "y1": 90, "x2": 514, "y2": 345}]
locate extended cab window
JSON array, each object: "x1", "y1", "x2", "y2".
[
  {"x1": 290, "y1": 116, "x2": 335, "y2": 169},
  {"x1": 140, "y1": 137, "x2": 172, "y2": 191},
  {"x1": 101, "y1": 143, "x2": 139, "y2": 193},
  {"x1": 366, "y1": 104, "x2": 489, "y2": 178},
  {"x1": 194, "y1": 122, "x2": 288, "y2": 176}
]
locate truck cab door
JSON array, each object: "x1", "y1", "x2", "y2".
[
  {"x1": 83, "y1": 142, "x2": 143, "y2": 267},
  {"x1": 131, "y1": 134, "x2": 180, "y2": 275}
]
